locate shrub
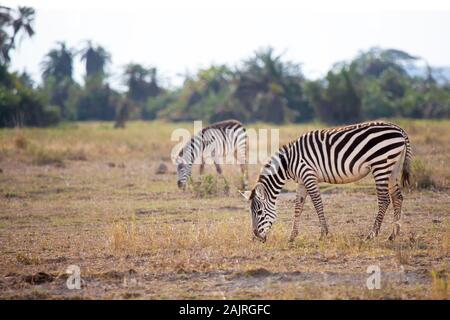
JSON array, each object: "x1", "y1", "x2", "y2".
[
  {"x1": 430, "y1": 270, "x2": 448, "y2": 299},
  {"x1": 188, "y1": 174, "x2": 230, "y2": 197},
  {"x1": 411, "y1": 158, "x2": 436, "y2": 190},
  {"x1": 30, "y1": 147, "x2": 65, "y2": 167},
  {"x1": 14, "y1": 133, "x2": 28, "y2": 149}
]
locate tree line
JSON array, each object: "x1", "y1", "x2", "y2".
[{"x1": 1, "y1": 6, "x2": 450, "y2": 128}]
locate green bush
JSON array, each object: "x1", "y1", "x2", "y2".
[
  {"x1": 0, "y1": 67, "x2": 61, "y2": 127},
  {"x1": 188, "y1": 174, "x2": 230, "y2": 197}
]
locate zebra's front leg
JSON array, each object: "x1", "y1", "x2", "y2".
[
  {"x1": 303, "y1": 175, "x2": 329, "y2": 239},
  {"x1": 289, "y1": 184, "x2": 307, "y2": 242},
  {"x1": 366, "y1": 180, "x2": 391, "y2": 240},
  {"x1": 214, "y1": 161, "x2": 223, "y2": 175},
  {"x1": 199, "y1": 158, "x2": 205, "y2": 175}
]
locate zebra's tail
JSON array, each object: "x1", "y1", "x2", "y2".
[{"x1": 401, "y1": 132, "x2": 412, "y2": 188}]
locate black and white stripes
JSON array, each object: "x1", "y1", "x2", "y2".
[
  {"x1": 176, "y1": 120, "x2": 248, "y2": 190},
  {"x1": 242, "y1": 121, "x2": 412, "y2": 242}
]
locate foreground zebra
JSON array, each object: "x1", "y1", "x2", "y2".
[
  {"x1": 176, "y1": 120, "x2": 248, "y2": 190},
  {"x1": 241, "y1": 121, "x2": 412, "y2": 242}
]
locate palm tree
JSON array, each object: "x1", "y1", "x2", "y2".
[
  {"x1": 0, "y1": 6, "x2": 35, "y2": 64},
  {"x1": 79, "y1": 40, "x2": 111, "y2": 77},
  {"x1": 123, "y1": 63, "x2": 160, "y2": 102},
  {"x1": 41, "y1": 42, "x2": 74, "y2": 82},
  {"x1": 234, "y1": 47, "x2": 306, "y2": 123},
  {"x1": 40, "y1": 42, "x2": 76, "y2": 120}
]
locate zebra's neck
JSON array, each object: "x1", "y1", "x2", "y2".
[
  {"x1": 182, "y1": 132, "x2": 203, "y2": 165},
  {"x1": 257, "y1": 145, "x2": 292, "y2": 204}
]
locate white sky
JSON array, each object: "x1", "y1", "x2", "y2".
[{"x1": 4, "y1": 0, "x2": 450, "y2": 90}]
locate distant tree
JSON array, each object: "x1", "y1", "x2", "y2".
[
  {"x1": 143, "y1": 90, "x2": 178, "y2": 120},
  {"x1": 307, "y1": 65, "x2": 362, "y2": 125},
  {"x1": 123, "y1": 63, "x2": 162, "y2": 103},
  {"x1": 41, "y1": 42, "x2": 74, "y2": 82},
  {"x1": 351, "y1": 47, "x2": 417, "y2": 78},
  {"x1": 0, "y1": 65, "x2": 60, "y2": 127},
  {"x1": 73, "y1": 76, "x2": 119, "y2": 121},
  {"x1": 40, "y1": 42, "x2": 76, "y2": 119},
  {"x1": 120, "y1": 63, "x2": 163, "y2": 124},
  {"x1": 160, "y1": 49, "x2": 312, "y2": 124},
  {"x1": 79, "y1": 41, "x2": 111, "y2": 78},
  {"x1": 234, "y1": 47, "x2": 312, "y2": 123},
  {"x1": 0, "y1": 5, "x2": 35, "y2": 64},
  {"x1": 18, "y1": 71, "x2": 34, "y2": 88},
  {"x1": 158, "y1": 65, "x2": 239, "y2": 122}
]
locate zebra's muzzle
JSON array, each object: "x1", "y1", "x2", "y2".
[
  {"x1": 177, "y1": 181, "x2": 185, "y2": 190},
  {"x1": 253, "y1": 229, "x2": 267, "y2": 243}
]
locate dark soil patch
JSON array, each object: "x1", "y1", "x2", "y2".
[{"x1": 22, "y1": 272, "x2": 55, "y2": 285}]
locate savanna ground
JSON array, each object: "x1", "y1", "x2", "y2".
[{"x1": 0, "y1": 120, "x2": 448, "y2": 300}]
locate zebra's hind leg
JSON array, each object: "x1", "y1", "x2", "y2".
[
  {"x1": 303, "y1": 174, "x2": 329, "y2": 239},
  {"x1": 387, "y1": 155, "x2": 404, "y2": 241},
  {"x1": 235, "y1": 147, "x2": 248, "y2": 190},
  {"x1": 213, "y1": 160, "x2": 229, "y2": 193},
  {"x1": 366, "y1": 178, "x2": 391, "y2": 240},
  {"x1": 240, "y1": 164, "x2": 248, "y2": 190},
  {"x1": 289, "y1": 184, "x2": 307, "y2": 242},
  {"x1": 388, "y1": 183, "x2": 403, "y2": 241}
]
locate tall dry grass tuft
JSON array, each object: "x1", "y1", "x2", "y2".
[
  {"x1": 394, "y1": 245, "x2": 411, "y2": 265},
  {"x1": 411, "y1": 158, "x2": 437, "y2": 190},
  {"x1": 430, "y1": 270, "x2": 448, "y2": 299},
  {"x1": 14, "y1": 133, "x2": 28, "y2": 150},
  {"x1": 107, "y1": 213, "x2": 138, "y2": 255},
  {"x1": 28, "y1": 146, "x2": 65, "y2": 166}
]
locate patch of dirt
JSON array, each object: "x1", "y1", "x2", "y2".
[{"x1": 22, "y1": 272, "x2": 55, "y2": 285}]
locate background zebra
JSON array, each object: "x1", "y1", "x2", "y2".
[
  {"x1": 241, "y1": 121, "x2": 412, "y2": 243},
  {"x1": 176, "y1": 120, "x2": 248, "y2": 190}
]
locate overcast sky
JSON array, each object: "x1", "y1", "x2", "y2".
[{"x1": 4, "y1": 0, "x2": 450, "y2": 89}]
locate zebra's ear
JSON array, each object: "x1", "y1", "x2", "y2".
[{"x1": 239, "y1": 190, "x2": 252, "y2": 201}]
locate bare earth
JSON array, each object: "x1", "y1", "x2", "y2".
[{"x1": 0, "y1": 120, "x2": 448, "y2": 299}]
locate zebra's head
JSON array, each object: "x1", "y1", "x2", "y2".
[
  {"x1": 176, "y1": 155, "x2": 192, "y2": 190},
  {"x1": 241, "y1": 183, "x2": 276, "y2": 242}
]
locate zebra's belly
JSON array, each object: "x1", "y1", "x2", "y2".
[{"x1": 319, "y1": 165, "x2": 371, "y2": 184}]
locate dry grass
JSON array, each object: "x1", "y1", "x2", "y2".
[
  {"x1": 0, "y1": 119, "x2": 449, "y2": 299},
  {"x1": 430, "y1": 270, "x2": 449, "y2": 299}
]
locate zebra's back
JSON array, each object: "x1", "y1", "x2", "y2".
[
  {"x1": 199, "y1": 120, "x2": 246, "y2": 160},
  {"x1": 294, "y1": 121, "x2": 408, "y2": 184}
]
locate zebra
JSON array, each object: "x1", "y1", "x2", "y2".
[
  {"x1": 241, "y1": 121, "x2": 412, "y2": 243},
  {"x1": 175, "y1": 119, "x2": 248, "y2": 190}
]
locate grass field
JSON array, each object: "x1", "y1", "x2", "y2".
[{"x1": 0, "y1": 120, "x2": 449, "y2": 299}]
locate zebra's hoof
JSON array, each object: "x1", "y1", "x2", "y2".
[
  {"x1": 365, "y1": 231, "x2": 376, "y2": 241},
  {"x1": 319, "y1": 232, "x2": 330, "y2": 241},
  {"x1": 388, "y1": 223, "x2": 400, "y2": 241},
  {"x1": 288, "y1": 232, "x2": 298, "y2": 243},
  {"x1": 388, "y1": 233, "x2": 396, "y2": 241}
]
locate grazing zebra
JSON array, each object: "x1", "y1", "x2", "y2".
[
  {"x1": 241, "y1": 121, "x2": 412, "y2": 243},
  {"x1": 175, "y1": 120, "x2": 248, "y2": 190}
]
